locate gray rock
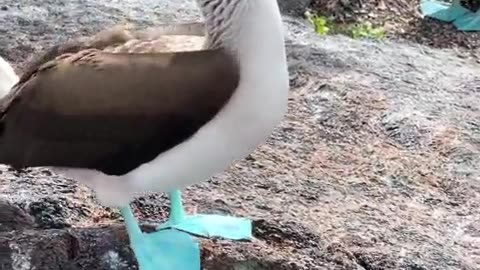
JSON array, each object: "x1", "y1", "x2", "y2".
[
  {"x1": 277, "y1": 0, "x2": 311, "y2": 16},
  {"x1": 0, "y1": 1, "x2": 479, "y2": 270}
]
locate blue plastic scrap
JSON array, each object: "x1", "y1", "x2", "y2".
[
  {"x1": 453, "y1": 9, "x2": 480, "y2": 31},
  {"x1": 419, "y1": 0, "x2": 470, "y2": 22}
]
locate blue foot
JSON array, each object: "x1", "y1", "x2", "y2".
[
  {"x1": 156, "y1": 190, "x2": 252, "y2": 240},
  {"x1": 453, "y1": 10, "x2": 480, "y2": 31},
  {"x1": 419, "y1": 0, "x2": 471, "y2": 22},
  {"x1": 120, "y1": 207, "x2": 201, "y2": 270}
]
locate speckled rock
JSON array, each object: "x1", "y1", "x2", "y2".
[
  {"x1": 0, "y1": 0, "x2": 479, "y2": 270},
  {"x1": 277, "y1": 0, "x2": 311, "y2": 16}
]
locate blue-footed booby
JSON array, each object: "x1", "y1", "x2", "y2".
[{"x1": 0, "y1": 0, "x2": 289, "y2": 268}]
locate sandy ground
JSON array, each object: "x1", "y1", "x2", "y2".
[{"x1": 0, "y1": 1, "x2": 479, "y2": 269}]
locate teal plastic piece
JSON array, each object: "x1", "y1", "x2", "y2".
[
  {"x1": 156, "y1": 190, "x2": 252, "y2": 240},
  {"x1": 453, "y1": 10, "x2": 480, "y2": 31},
  {"x1": 120, "y1": 207, "x2": 201, "y2": 270},
  {"x1": 419, "y1": 0, "x2": 470, "y2": 22}
]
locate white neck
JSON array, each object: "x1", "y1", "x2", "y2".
[
  {"x1": 197, "y1": 0, "x2": 287, "y2": 69},
  {"x1": 197, "y1": 0, "x2": 289, "y2": 101}
]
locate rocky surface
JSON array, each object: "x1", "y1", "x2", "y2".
[
  {"x1": 278, "y1": 0, "x2": 311, "y2": 16},
  {"x1": 0, "y1": 0, "x2": 479, "y2": 269},
  {"x1": 309, "y1": 0, "x2": 480, "y2": 60}
]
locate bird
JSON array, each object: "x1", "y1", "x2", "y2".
[
  {"x1": 1, "y1": 22, "x2": 252, "y2": 240},
  {"x1": 0, "y1": 0, "x2": 289, "y2": 268}
]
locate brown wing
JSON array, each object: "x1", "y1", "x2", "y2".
[
  {"x1": 17, "y1": 22, "x2": 205, "y2": 83},
  {"x1": 0, "y1": 47, "x2": 239, "y2": 175},
  {"x1": 18, "y1": 24, "x2": 136, "y2": 84},
  {"x1": 0, "y1": 24, "x2": 138, "y2": 125}
]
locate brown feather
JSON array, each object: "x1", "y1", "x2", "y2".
[
  {"x1": 18, "y1": 22, "x2": 205, "y2": 84},
  {"x1": 0, "y1": 22, "x2": 239, "y2": 175}
]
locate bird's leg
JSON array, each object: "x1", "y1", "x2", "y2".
[{"x1": 167, "y1": 189, "x2": 187, "y2": 224}]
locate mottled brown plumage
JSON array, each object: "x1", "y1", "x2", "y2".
[
  {"x1": 0, "y1": 22, "x2": 239, "y2": 175},
  {"x1": 19, "y1": 23, "x2": 205, "y2": 83}
]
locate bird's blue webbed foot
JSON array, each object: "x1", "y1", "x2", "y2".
[
  {"x1": 156, "y1": 190, "x2": 252, "y2": 240},
  {"x1": 120, "y1": 207, "x2": 201, "y2": 270}
]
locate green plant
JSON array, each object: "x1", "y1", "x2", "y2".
[
  {"x1": 306, "y1": 12, "x2": 331, "y2": 36},
  {"x1": 305, "y1": 11, "x2": 386, "y2": 40},
  {"x1": 347, "y1": 21, "x2": 386, "y2": 40}
]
